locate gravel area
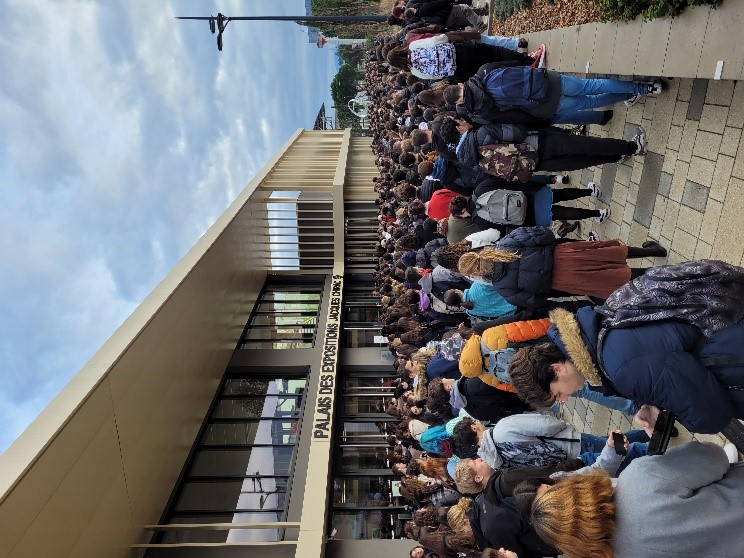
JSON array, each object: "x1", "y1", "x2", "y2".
[{"x1": 489, "y1": 0, "x2": 600, "y2": 36}]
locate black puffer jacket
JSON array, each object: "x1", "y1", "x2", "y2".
[
  {"x1": 488, "y1": 226, "x2": 556, "y2": 309},
  {"x1": 469, "y1": 473, "x2": 558, "y2": 558},
  {"x1": 455, "y1": 376, "x2": 531, "y2": 423},
  {"x1": 457, "y1": 123, "x2": 529, "y2": 169}
]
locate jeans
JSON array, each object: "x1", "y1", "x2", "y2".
[
  {"x1": 552, "y1": 76, "x2": 647, "y2": 125},
  {"x1": 480, "y1": 34, "x2": 519, "y2": 50},
  {"x1": 580, "y1": 430, "x2": 649, "y2": 455},
  {"x1": 573, "y1": 380, "x2": 640, "y2": 414},
  {"x1": 580, "y1": 440, "x2": 648, "y2": 475}
]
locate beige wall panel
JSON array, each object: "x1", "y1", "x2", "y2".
[
  {"x1": 0, "y1": 380, "x2": 114, "y2": 556},
  {"x1": 68, "y1": 473, "x2": 134, "y2": 558},
  {"x1": 7, "y1": 416, "x2": 124, "y2": 558}
]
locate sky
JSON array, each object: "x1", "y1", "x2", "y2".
[{"x1": 0, "y1": 0, "x2": 340, "y2": 453}]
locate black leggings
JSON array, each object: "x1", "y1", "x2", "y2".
[
  {"x1": 551, "y1": 187, "x2": 600, "y2": 220},
  {"x1": 536, "y1": 128, "x2": 636, "y2": 172}
]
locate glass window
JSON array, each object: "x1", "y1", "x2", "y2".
[
  {"x1": 238, "y1": 277, "x2": 324, "y2": 350},
  {"x1": 189, "y1": 447, "x2": 294, "y2": 477},
  {"x1": 155, "y1": 371, "x2": 307, "y2": 548}
]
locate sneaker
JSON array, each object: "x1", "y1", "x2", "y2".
[
  {"x1": 594, "y1": 208, "x2": 610, "y2": 224},
  {"x1": 724, "y1": 442, "x2": 739, "y2": 464},
  {"x1": 623, "y1": 94, "x2": 642, "y2": 107},
  {"x1": 529, "y1": 44, "x2": 546, "y2": 68},
  {"x1": 587, "y1": 182, "x2": 601, "y2": 198},
  {"x1": 552, "y1": 174, "x2": 569, "y2": 184},
  {"x1": 632, "y1": 126, "x2": 647, "y2": 156},
  {"x1": 645, "y1": 79, "x2": 663, "y2": 96},
  {"x1": 588, "y1": 231, "x2": 600, "y2": 241},
  {"x1": 517, "y1": 38, "x2": 528, "y2": 49}
]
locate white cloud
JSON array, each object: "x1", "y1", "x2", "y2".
[{"x1": 0, "y1": 0, "x2": 334, "y2": 452}]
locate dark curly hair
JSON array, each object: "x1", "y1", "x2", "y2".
[
  {"x1": 449, "y1": 195, "x2": 470, "y2": 217},
  {"x1": 434, "y1": 241, "x2": 471, "y2": 272},
  {"x1": 508, "y1": 343, "x2": 567, "y2": 406}
]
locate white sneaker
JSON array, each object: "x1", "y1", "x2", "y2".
[
  {"x1": 594, "y1": 208, "x2": 609, "y2": 224},
  {"x1": 632, "y1": 126, "x2": 647, "y2": 156},
  {"x1": 647, "y1": 79, "x2": 663, "y2": 96},
  {"x1": 724, "y1": 442, "x2": 739, "y2": 464},
  {"x1": 552, "y1": 174, "x2": 569, "y2": 184},
  {"x1": 587, "y1": 182, "x2": 601, "y2": 198},
  {"x1": 623, "y1": 94, "x2": 642, "y2": 107}
]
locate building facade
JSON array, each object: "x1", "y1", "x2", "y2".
[{"x1": 0, "y1": 130, "x2": 412, "y2": 558}]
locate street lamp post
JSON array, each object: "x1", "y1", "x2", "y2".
[{"x1": 177, "y1": 13, "x2": 387, "y2": 51}]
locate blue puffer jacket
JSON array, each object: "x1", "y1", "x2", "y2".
[
  {"x1": 549, "y1": 306, "x2": 744, "y2": 434},
  {"x1": 488, "y1": 226, "x2": 555, "y2": 309}
]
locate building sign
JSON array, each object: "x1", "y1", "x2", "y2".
[{"x1": 313, "y1": 274, "x2": 343, "y2": 439}]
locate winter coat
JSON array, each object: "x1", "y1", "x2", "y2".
[
  {"x1": 459, "y1": 317, "x2": 551, "y2": 390},
  {"x1": 548, "y1": 306, "x2": 744, "y2": 434},
  {"x1": 446, "y1": 215, "x2": 484, "y2": 244},
  {"x1": 426, "y1": 188, "x2": 461, "y2": 219},
  {"x1": 485, "y1": 226, "x2": 556, "y2": 309},
  {"x1": 614, "y1": 442, "x2": 744, "y2": 558},
  {"x1": 456, "y1": 124, "x2": 529, "y2": 169},
  {"x1": 462, "y1": 282, "x2": 517, "y2": 320},
  {"x1": 453, "y1": 376, "x2": 531, "y2": 423},
  {"x1": 470, "y1": 474, "x2": 558, "y2": 558}
]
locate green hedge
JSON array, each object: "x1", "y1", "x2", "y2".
[{"x1": 594, "y1": 0, "x2": 722, "y2": 21}]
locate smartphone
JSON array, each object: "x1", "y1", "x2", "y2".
[
  {"x1": 648, "y1": 410, "x2": 677, "y2": 455},
  {"x1": 612, "y1": 432, "x2": 626, "y2": 455}
]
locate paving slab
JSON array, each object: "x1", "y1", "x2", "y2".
[{"x1": 663, "y1": 5, "x2": 710, "y2": 77}]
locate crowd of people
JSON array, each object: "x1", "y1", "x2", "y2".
[{"x1": 360, "y1": 3, "x2": 744, "y2": 556}]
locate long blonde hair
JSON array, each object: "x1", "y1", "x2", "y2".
[
  {"x1": 458, "y1": 247, "x2": 520, "y2": 278},
  {"x1": 447, "y1": 497, "x2": 473, "y2": 531},
  {"x1": 530, "y1": 474, "x2": 616, "y2": 558}
]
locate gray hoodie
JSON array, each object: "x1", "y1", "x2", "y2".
[{"x1": 613, "y1": 442, "x2": 744, "y2": 558}]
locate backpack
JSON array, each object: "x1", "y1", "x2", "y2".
[
  {"x1": 479, "y1": 339, "x2": 516, "y2": 384},
  {"x1": 477, "y1": 143, "x2": 537, "y2": 183},
  {"x1": 596, "y1": 259, "x2": 744, "y2": 339},
  {"x1": 473, "y1": 188, "x2": 528, "y2": 225},
  {"x1": 484, "y1": 66, "x2": 551, "y2": 109}
]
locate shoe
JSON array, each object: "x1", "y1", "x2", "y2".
[
  {"x1": 645, "y1": 79, "x2": 663, "y2": 96},
  {"x1": 556, "y1": 220, "x2": 580, "y2": 237},
  {"x1": 587, "y1": 182, "x2": 601, "y2": 198},
  {"x1": 529, "y1": 44, "x2": 546, "y2": 68},
  {"x1": 552, "y1": 174, "x2": 569, "y2": 184},
  {"x1": 632, "y1": 126, "x2": 647, "y2": 156},
  {"x1": 594, "y1": 208, "x2": 610, "y2": 224},
  {"x1": 642, "y1": 240, "x2": 668, "y2": 257},
  {"x1": 517, "y1": 38, "x2": 528, "y2": 49},
  {"x1": 572, "y1": 124, "x2": 587, "y2": 136},
  {"x1": 724, "y1": 442, "x2": 739, "y2": 464},
  {"x1": 623, "y1": 94, "x2": 642, "y2": 107},
  {"x1": 588, "y1": 231, "x2": 600, "y2": 241},
  {"x1": 600, "y1": 109, "x2": 614, "y2": 125}
]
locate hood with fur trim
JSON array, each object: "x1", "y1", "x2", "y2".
[{"x1": 548, "y1": 308, "x2": 603, "y2": 387}]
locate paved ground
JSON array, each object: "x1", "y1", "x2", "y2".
[
  {"x1": 478, "y1": 3, "x2": 744, "y2": 450},
  {"x1": 558, "y1": 77, "x2": 742, "y2": 450}
]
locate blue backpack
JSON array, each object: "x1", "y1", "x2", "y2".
[{"x1": 484, "y1": 66, "x2": 551, "y2": 109}]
